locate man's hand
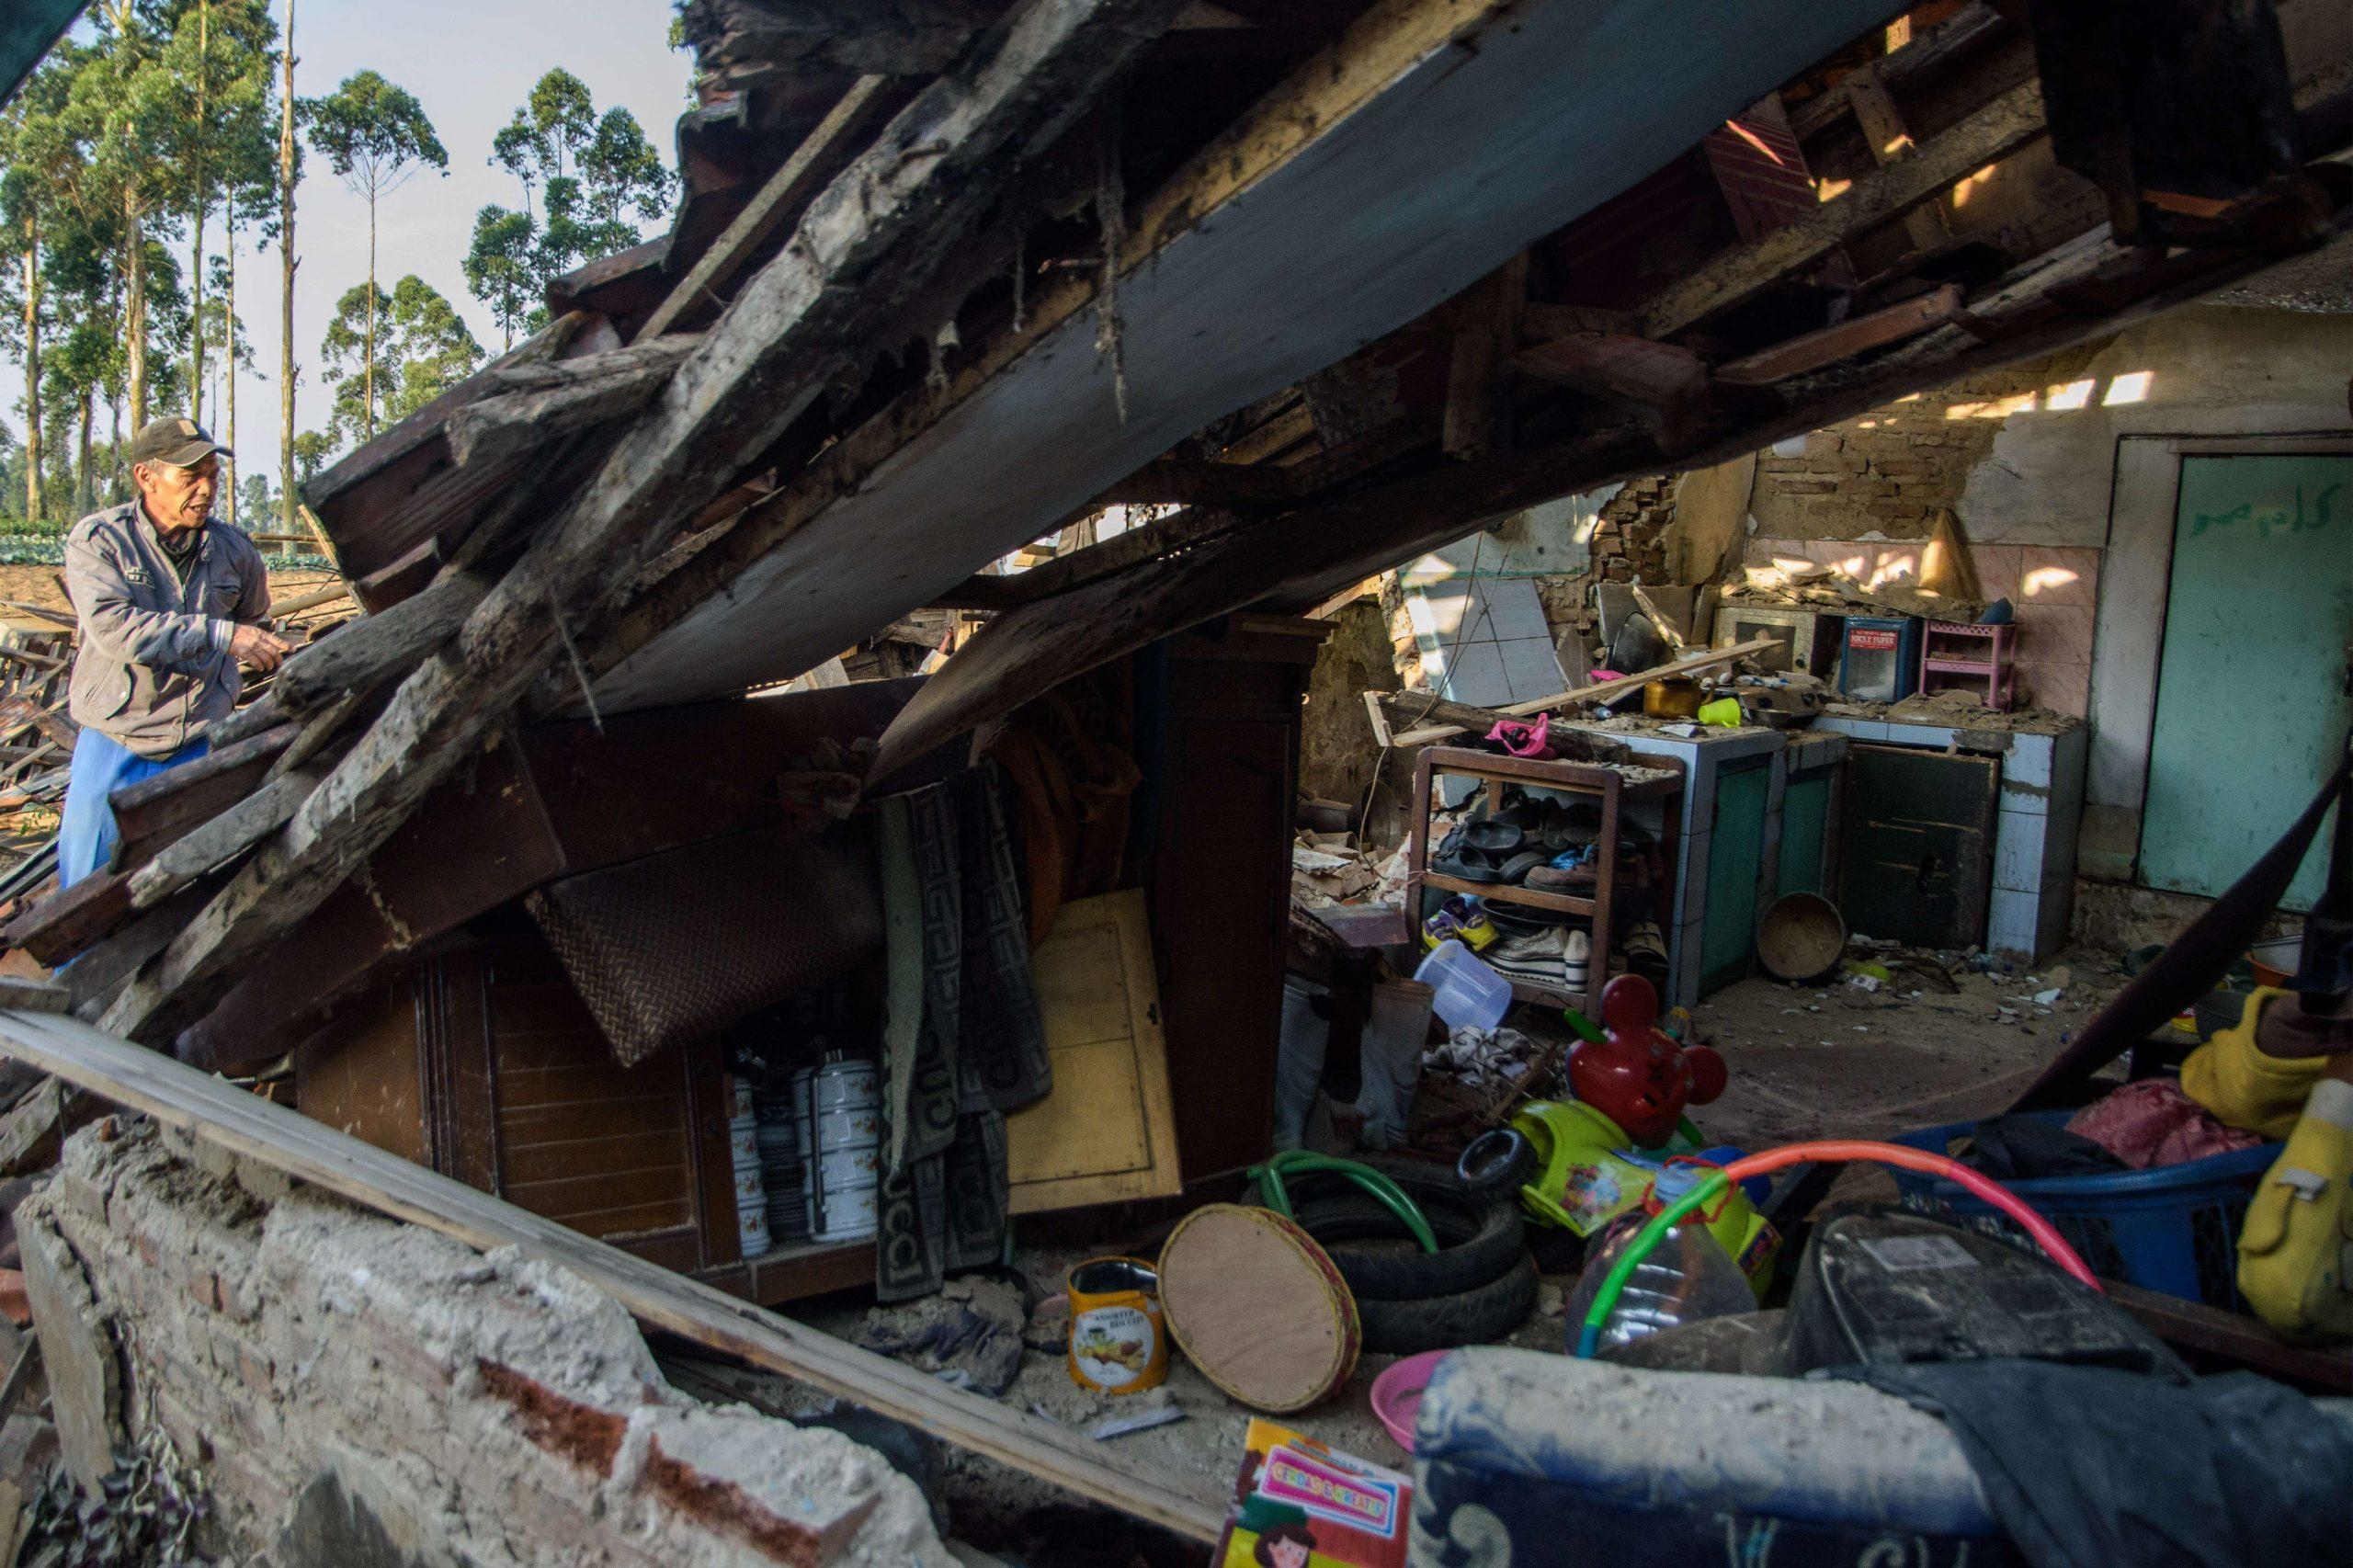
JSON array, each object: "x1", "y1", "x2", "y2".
[{"x1": 229, "y1": 623, "x2": 293, "y2": 674}]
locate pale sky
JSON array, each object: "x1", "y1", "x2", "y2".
[{"x1": 7, "y1": 0, "x2": 694, "y2": 510}]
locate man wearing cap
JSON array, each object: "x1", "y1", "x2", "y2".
[{"x1": 56, "y1": 416, "x2": 290, "y2": 887}]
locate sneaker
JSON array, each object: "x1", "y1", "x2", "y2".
[
  {"x1": 1485, "y1": 928, "x2": 1566, "y2": 985},
  {"x1": 1563, "y1": 928, "x2": 1592, "y2": 990}
]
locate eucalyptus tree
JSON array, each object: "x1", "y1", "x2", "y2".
[{"x1": 305, "y1": 70, "x2": 445, "y2": 441}]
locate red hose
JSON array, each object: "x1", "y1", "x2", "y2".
[{"x1": 1722, "y1": 1141, "x2": 2103, "y2": 1290}]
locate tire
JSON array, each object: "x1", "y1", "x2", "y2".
[
  {"x1": 1356, "y1": 1252, "x2": 1540, "y2": 1355},
  {"x1": 1271, "y1": 1161, "x2": 1525, "y2": 1301},
  {"x1": 1454, "y1": 1128, "x2": 1538, "y2": 1201}
]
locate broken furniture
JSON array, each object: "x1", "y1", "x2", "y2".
[
  {"x1": 1920, "y1": 619, "x2": 2018, "y2": 711},
  {"x1": 1406, "y1": 748, "x2": 1685, "y2": 1017}
]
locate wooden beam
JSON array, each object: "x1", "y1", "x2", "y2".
[
  {"x1": 1713, "y1": 283, "x2": 1966, "y2": 384},
  {"x1": 274, "y1": 569, "x2": 492, "y2": 715},
  {"x1": 122, "y1": 772, "x2": 313, "y2": 915},
  {"x1": 1637, "y1": 79, "x2": 2046, "y2": 339},
  {"x1": 1787, "y1": 2, "x2": 2009, "y2": 140},
  {"x1": 444, "y1": 336, "x2": 700, "y2": 468},
  {"x1": 1442, "y1": 254, "x2": 1528, "y2": 459},
  {"x1": 637, "y1": 76, "x2": 895, "y2": 339},
  {"x1": 1094, "y1": 457, "x2": 1300, "y2": 505},
  {"x1": 102, "y1": 722, "x2": 301, "y2": 875},
  {"x1": 97, "y1": 0, "x2": 1198, "y2": 1042},
  {"x1": 1845, "y1": 63, "x2": 1952, "y2": 252},
  {"x1": 1512, "y1": 332, "x2": 1718, "y2": 454},
  {"x1": 0, "y1": 1007, "x2": 1228, "y2": 1542}
]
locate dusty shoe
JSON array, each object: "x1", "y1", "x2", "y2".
[
  {"x1": 1486, "y1": 928, "x2": 1565, "y2": 986},
  {"x1": 1563, "y1": 928, "x2": 1593, "y2": 990}
]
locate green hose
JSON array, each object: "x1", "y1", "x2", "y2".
[{"x1": 1248, "y1": 1149, "x2": 1439, "y2": 1254}]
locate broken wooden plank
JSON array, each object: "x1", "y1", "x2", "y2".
[
  {"x1": 1638, "y1": 79, "x2": 2046, "y2": 339},
  {"x1": 1385, "y1": 640, "x2": 1783, "y2": 746},
  {"x1": 0, "y1": 1078, "x2": 99, "y2": 1176},
  {"x1": 104, "y1": 722, "x2": 301, "y2": 874},
  {"x1": 1714, "y1": 283, "x2": 1966, "y2": 384},
  {"x1": 99, "y1": 0, "x2": 1201, "y2": 1042},
  {"x1": 1367, "y1": 689, "x2": 1635, "y2": 761},
  {"x1": 0, "y1": 980, "x2": 65, "y2": 1015},
  {"x1": 0, "y1": 1006, "x2": 1228, "y2": 1542},
  {"x1": 267, "y1": 580, "x2": 356, "y2": 618},
  {"x1": 1095, "y1": 458, "x2": 1301, "y2": 506},
  {"x1": 3, "y1": 872, "x2": 133, "y2": 969},
  {"x1": 274, "y1": 570, "x2": 491, "y2": 715},
  {"x1": 2102, "y1": 1277, "x2": 2353, "y2": 1394},
  {"x1": 639, "y1": 75, "x2": 897, "y2": 339}
]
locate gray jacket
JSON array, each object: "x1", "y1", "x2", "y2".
[{"x1": 64, "y1": 500, "x2": 271, "y2": 758}]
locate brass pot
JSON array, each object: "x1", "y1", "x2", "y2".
[{"x1": 1643, "y1": 676, "x2": 1703, "y2": 720}]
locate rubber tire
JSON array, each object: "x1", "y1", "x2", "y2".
[
  {"x1": 1355, "y1": 1252, "x2": 1541, "y2": 1355},
  {"x1": 1275, "y1": 1162, "x2": 1524, "y2": 1301},
  {"x1": 1455, "y1": 1128, "x2": 1538, "y2": 1202}
]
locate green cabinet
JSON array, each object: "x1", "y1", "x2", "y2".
[
  {"x1": 1699, "y1": 758, "x2": 1772, "y2": 994},
  {"x1": 1779, "y1": 767, "x2": 1835, "y2": 900}
]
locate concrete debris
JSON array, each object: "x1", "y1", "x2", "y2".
[{"x1": 22, "y1": 1120, "x2": 953, "y2": 1567}]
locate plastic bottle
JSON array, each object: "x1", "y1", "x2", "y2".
[{"x1": 1563, "y1": 1165, "x2": 1758, "y2": 1353}]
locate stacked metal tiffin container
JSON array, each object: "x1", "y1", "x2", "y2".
[
  {"x1": 723, "y1": 1076, "x2": 771, "y2": 1256},
  {"x1": 795, "y1": 1053, "x2": 881, "y2": 1244},
  {"x1": 753, "y1": 1086, "x2": 810, "y2": 1246}
]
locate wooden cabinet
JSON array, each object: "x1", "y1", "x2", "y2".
[
  {"x1": 1148, "y1": 616, "x2": 1328, "y2": 1184},
  {"x1": 295, "y1": 930, "x2": 740, "y2": 1278}
]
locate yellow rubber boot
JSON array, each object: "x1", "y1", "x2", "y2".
[{"x1": 2237, "y1": 1076, "x2": 2353, "y2": 1342}]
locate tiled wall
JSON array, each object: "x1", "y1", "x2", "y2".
[{"x1": 1745, "y1": 536, "x2": 2102, "y2": 718}]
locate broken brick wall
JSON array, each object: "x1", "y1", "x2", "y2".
[{"x1": 18, "y1": 1119, "x2": 950, "y2": 1568}]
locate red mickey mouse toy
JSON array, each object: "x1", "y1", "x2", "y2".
[{"x1": 1568, "y1": 973, "x2": 1728, "y2": 1149}]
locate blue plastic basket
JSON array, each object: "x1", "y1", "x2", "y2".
[{"x1": 1888, "y1": 1112, "x2": 2276, "y2": 1309}]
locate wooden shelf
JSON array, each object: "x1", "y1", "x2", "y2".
[
  {"x1": 700, "y1": 1237, "x2": 874, "y2": 1308},
  {"x1": 1422, "y1": 871, "x2": 1596, "y2": 915}
]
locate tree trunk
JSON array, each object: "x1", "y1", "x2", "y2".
[
  {"x1": 363, "y1": 195, "x2": 376, "y2": 440},
  {"x1": 190, "y1": 0, "x2": 210, "y2": 425},
  {"x1": 124, "y1": 198, "x2": 147, "y2": 431},
  {"x1": 278, "y1": 0, "x2": 297, "y2": 532},
  {"x1": 225, "y1": 230, "x2": 239, "y2": 531},
  {"x1": 21, "y1": 217, "x2": 41, "y2": 525},
  {"x1": 74, "y1": 395, "x2": 92, "y2": 515}
]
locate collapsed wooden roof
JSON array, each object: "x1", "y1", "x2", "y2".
[{"x1": 12, "y1": 0, "x2": 2353, "y2": 1060}]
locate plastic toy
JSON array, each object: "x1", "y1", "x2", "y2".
[{"x1": 1568, "y1": 975, "x2": 1727, "y2": 1149}]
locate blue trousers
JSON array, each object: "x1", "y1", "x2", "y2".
[{"x1": 59, "y1": 727, "x2": 210, "y2": 888}]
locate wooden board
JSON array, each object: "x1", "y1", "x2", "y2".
[
  {"x1": 0, "y1": 1006, "x2": 1226, "y2": 1543},
  {"x1": 1006, "y1": 890, "x2": 1182, "y2": 1214},
  {"x1": 1157, "y1": 1204, "x2": 1358, "y2": 1414}
]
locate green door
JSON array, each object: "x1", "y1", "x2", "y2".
[
  {"x1": 1700, "y1": 759, "x2": 1771, "y2": 994},
  {"x1": 2142, "y1": 454, "x2": 2353, "y2": 911}
]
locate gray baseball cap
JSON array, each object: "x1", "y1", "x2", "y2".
[{"x1": 126, "y1": 415, "x2": 232, "y2": 469}]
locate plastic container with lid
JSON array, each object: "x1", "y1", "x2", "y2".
[
  {"x1": 1415, "y1": 939, "x2": 1514, "y2": 1033},
  {"x1": 1563, "y1": 1165, "x2": 1758, "y2": 1353}
]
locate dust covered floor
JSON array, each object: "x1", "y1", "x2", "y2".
[{"x1": 665, "y1": 950, "x2": 2126, "y2": 1562}]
